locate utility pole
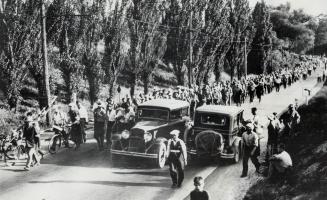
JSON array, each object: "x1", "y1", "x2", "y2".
[
  {"x1": 188, "y1": 0, "x2": 193, "y2": 88},
  {"x1": 244, "y1": 37, "x2": 247, "y2": 79},
  {"x1": 40, "y1": 0, "x2": 52, "y2": 125}
]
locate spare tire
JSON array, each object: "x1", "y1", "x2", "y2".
[{"x1": 195, "y1": 130, "x2": 223, "y2": 157}]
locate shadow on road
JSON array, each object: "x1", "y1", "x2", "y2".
[
  {"x1": 1, "y1": 168, "x2": 27, "y2": 172},
  {"x1": 113, "y1": 170, "x2": 168, "y2": 177},
  {"x1": 28, "y1": 180, "x2": 169, "y2": 188}
]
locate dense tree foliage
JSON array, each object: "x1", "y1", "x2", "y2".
[
  {"x1": 0, "y1": 0, "x2": 326, "y2": 111},
  {"x1": 247, "y1": 1, "x2": 273, "y2": 74},
  {"x1": 269, "y1": 4, "x2": 316, "y2": 54},
  {"x1": 226, "y1": 0, "x2": 255, "y2": 80},
  {"x1": 0, "y1": 1, "x2": 40, "y2": 110},
  {"x1": 315, "y1": 18, "x2": 327, "y2": 47}
]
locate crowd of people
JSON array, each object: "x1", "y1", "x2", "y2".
[{"x1": 101, "y1": 59, "x2": 324, "y2": 125}]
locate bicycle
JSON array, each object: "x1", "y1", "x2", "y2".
[
  {"x1": 0, "y1": 131, "x2": 26, "y2": 160},
  {"x1": 48, "y1": 124, "x2": 76, "y2": 154}
]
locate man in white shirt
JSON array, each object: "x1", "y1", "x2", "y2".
[
  {"x1": 106, "y1": 99, "x2": 116, "y2": 149},
  {"x1": 241, "y1": 123, "x2": 261, "y2": 177},
  {"x1": 166, "y1": 130, "x2": 187, "y2": 188},
  {"x1": 76, "y1": 101, "x2": 88, "y2": 143},
  {"x1": 268, "y1": 143, "x2": 292, "y2": 178}
]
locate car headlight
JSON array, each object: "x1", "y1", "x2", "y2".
[
  {"x1": 121, "y1": 130, "x2": 130, "y2": 140},
  {"x1": 144, "y1": 132, "x2": 153, "y2": 143}
]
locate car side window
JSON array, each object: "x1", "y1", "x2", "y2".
[
  {"x1": 181, "y1": 107, "x2": 189, "y2": 117},
  {"x1": 170, "y1": 109, "x2": 182, "y2": 121}
]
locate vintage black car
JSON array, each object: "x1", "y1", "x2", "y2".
[
  {"x1": 111, "y1": 99, "x2": 190, "y2": 168},
  {"x1": 185, "y1": 105, "x2": 244, "y2": 163}
]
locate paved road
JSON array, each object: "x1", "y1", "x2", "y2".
[{"x1": 0, "y1": 74, "x2": 322, "y2": 200}]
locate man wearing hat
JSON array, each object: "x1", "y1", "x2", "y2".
[
  {"x1": 166, "y1": 130, "x2": 187, "y2": 188},
  {"x1": 23, "y1": 113, "x2": 41, "y2": 170},
  {"x1": 241, "y1": 123, "x2": 261, "y2": 177},
  {"x1": 280, "y1": 104, "x2": 300, "y2": 140},
  {"x1": 93, "y1": 100, "x2": 106, "y2": 151}
]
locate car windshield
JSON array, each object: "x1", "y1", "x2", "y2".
[
  {"x1": 138, "y1": 108, "x2": 169, "y2": 121},
  {"x1": 200, "y1": 113, "x2": 226, "y2": 126}
]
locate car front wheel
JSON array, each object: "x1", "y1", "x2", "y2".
[{"x1": 154, "y1": 143, "x2": 167, "y2": 168}]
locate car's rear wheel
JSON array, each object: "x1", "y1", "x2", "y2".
[{"x1": 154, "y1": 143, "x2": 167, "y2": 168}]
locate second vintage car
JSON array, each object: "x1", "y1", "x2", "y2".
[
  {"x1": 184, "y1": 105, "x2": 245, "y2": 163},
  {"x1": 111, "y1": 99, "x2": 190, "y2": 168}
]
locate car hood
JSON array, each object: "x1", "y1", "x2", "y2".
[{"x1": 133, "y1": 120, "x2": 167, "y2": 132}]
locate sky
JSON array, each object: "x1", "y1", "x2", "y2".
[{"x1": 249, "y1": 0, "x2": 327, "y2": 16}]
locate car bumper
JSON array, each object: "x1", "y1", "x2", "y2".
[
  {"x1": 111, "y1": 149, "x2": 158, "y2": 158},
  {"x1": 220, "y1": 152, "x2": 235, "y2": 159},
  {"x1": 188, "y1": 150, "x2": 234, "y2": 159}
]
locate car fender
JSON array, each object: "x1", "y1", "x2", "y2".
[
  {"x1": 147, "y1": 141, "x2": 166, "y2": 154},
  {"x1": 232, "y1": 137, "x2": 242, "y2": 153}
]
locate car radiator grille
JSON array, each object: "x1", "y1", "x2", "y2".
[{"x1": 128, "y1": 138, "x2": 146, "y2": 153}]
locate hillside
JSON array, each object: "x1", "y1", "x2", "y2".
[{"x1": 244, "y1": 84, "x2": 327, "y2": 200}]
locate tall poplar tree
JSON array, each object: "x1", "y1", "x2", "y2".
[{"x1": 247, "y1": 1, "x2": 273, "y2": 74}]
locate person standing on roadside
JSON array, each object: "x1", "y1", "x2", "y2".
[
  {"x1": 266, "y1": 112, "x2": 281, "y2": 163},
  {"x1": 23, "y1": 115, "x2": 40, "y2": 170},
  {"x1": 280, "y1": 104, "x2": 301, "y2": 140},
  {"x1": 76, "y1": 101, "x2": 88, "y2": 143},
  {"x1": 256, "y1": 81, "x2": 264, "y2": 103},
  {"x1": 106, "y1": 98, "x2": 115, "y2": 149},
  {"x1": 167, "y1": 130, "x2": 187, "y2": 188},
  {"x1": 241, "y1": 123, "x2": 261, "y2": 177},
  {"x1": 248, "y1": 80, "x2": 256, "y2": 103},
  {"x1": 68, "y1": 103, "x2": 82, "y2": 150},
  {"x1": 190, "y1": 176, "x2": 209, "y2": 200},
  {"x1": 93, "y1": 101, "x2": 106, "y2": 151}
]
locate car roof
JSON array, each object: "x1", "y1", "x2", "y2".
[
  {"x1": 139, "y1": 99, "x2": 189, "y2": 110},
  {"x1": 196, "y1": 105, "x2": 243, "y2": 116}
]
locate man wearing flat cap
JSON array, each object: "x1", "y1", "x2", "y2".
[
  {"x1": 241, "y1": 123, "x2": 261, "y2": 177},
  {"x1": 166, "y1": 130, "x2": 187, "y2": 188}
]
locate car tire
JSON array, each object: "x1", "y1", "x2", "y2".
[{"x1": 154, "y1": 143, "x2": 167, "y2": 168}]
